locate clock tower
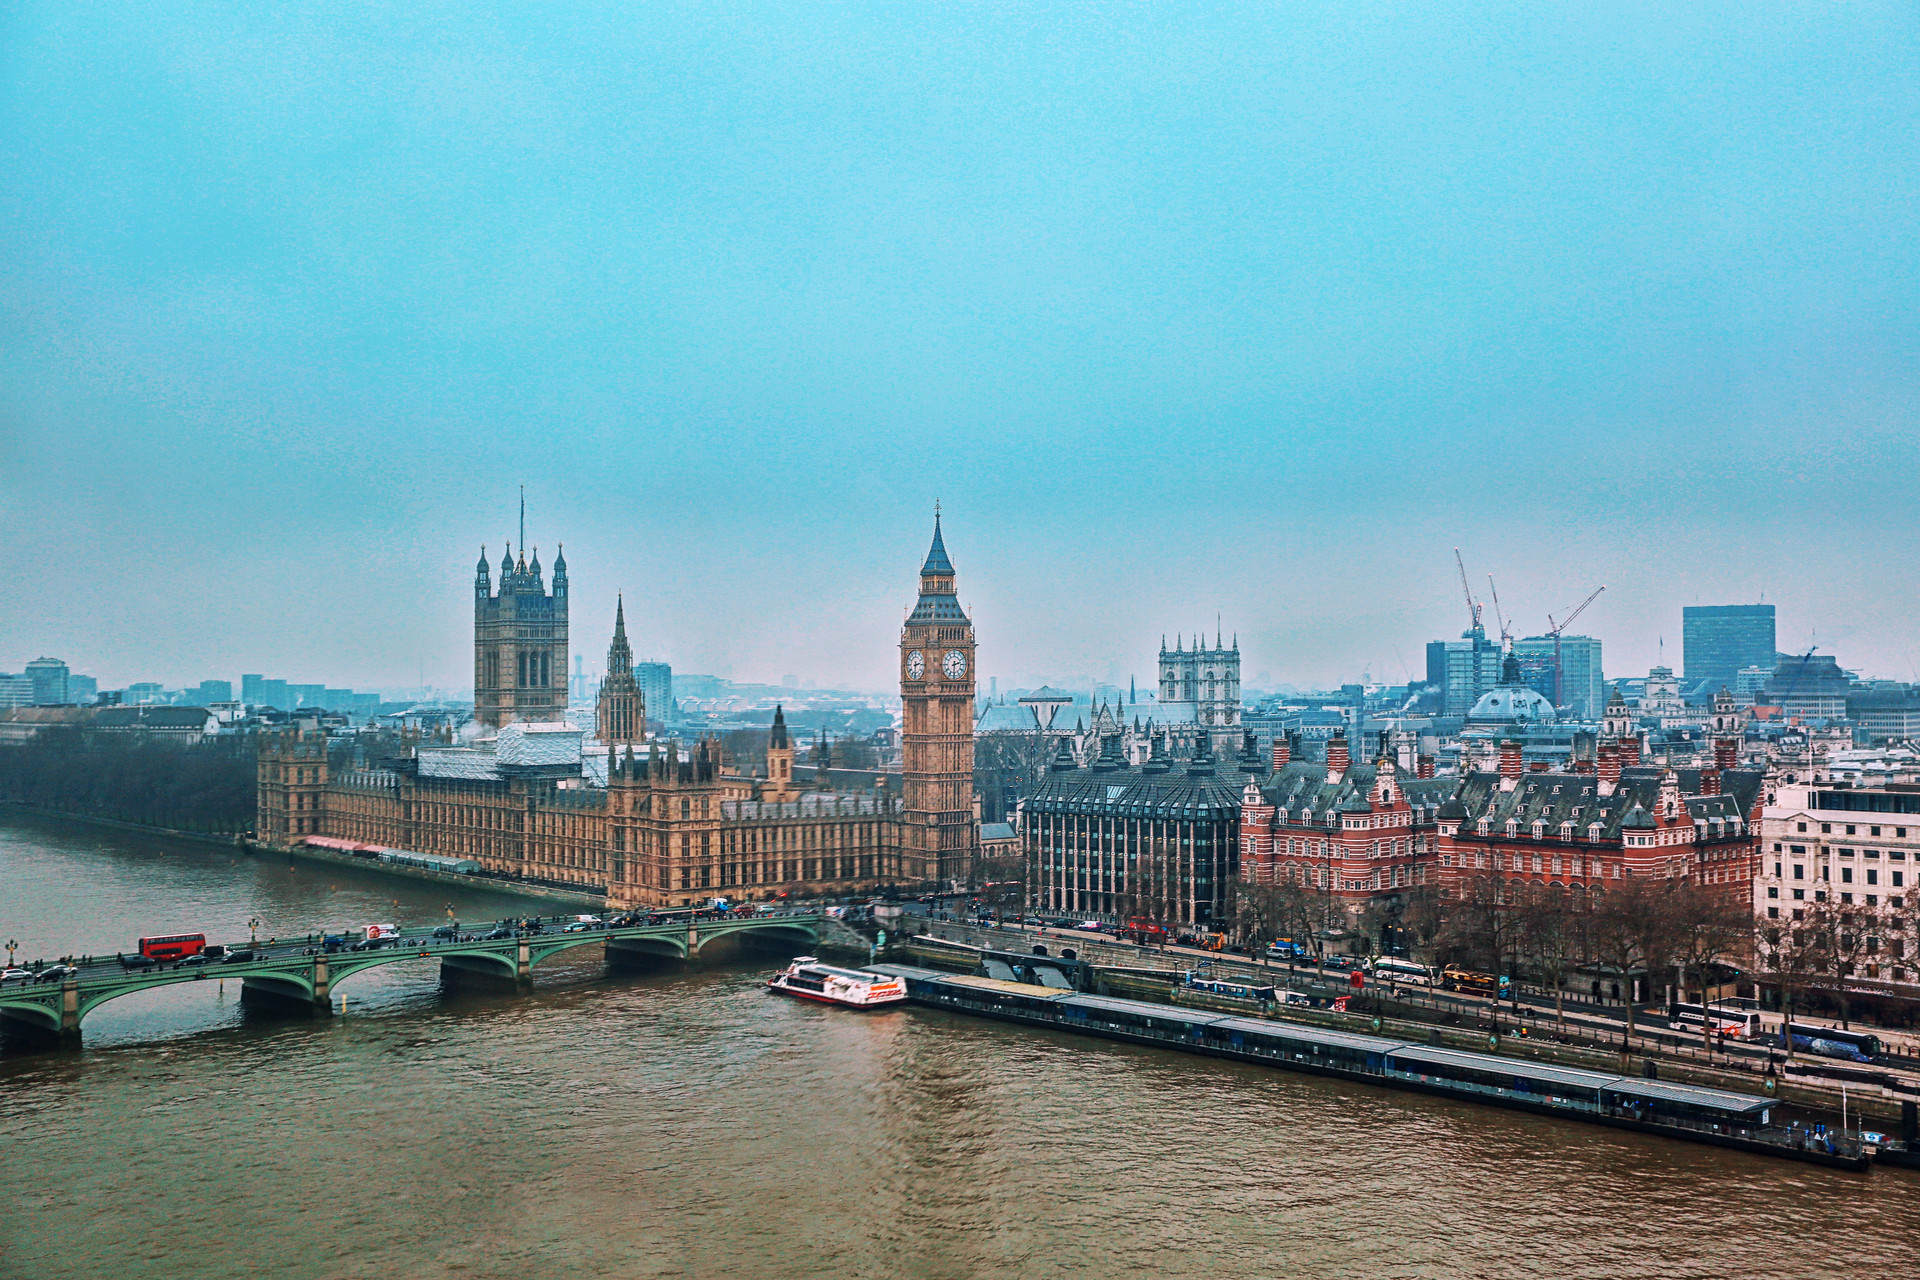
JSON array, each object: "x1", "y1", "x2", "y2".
[{"x1": 899, "y1": 508, "x2": 978, "y2": 886}]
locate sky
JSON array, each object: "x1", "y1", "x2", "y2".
[{"x1": 3, "y1": 3, "x2": 1917, "y2": 695}]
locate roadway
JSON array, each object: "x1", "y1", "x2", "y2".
[
  {"x1": 0, "y1": 908, "x2": 824, "y2": 1044},
  {"x1": 914, "y1": 916, "x2": 1920, "y2": 1083}
]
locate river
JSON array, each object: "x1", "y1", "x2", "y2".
[{"x1": 2, "y1": 811, "x2": 1916, "y2": 1280}]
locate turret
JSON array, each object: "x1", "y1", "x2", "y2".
[{"x1": 476, "y1": 546, "x2": 491, "y2": 600}]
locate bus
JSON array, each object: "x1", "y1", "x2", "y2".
[
  {"x1": 1441, "y1": 967, "x2": 1510, "y2": 999},
  {"x1": 1123, "y1": 917, "x2": 1168, "y2": 945},
  {"x1": 1667, "y1": 1001, "x2": 1763, "y2": 1038},
  {"x1": 1184, "y1": 975, "x2": 1278, "y2": 1002},
  {"x1": 1369, "y1": 956, "x2": 1433, "y2": 986},
  {"x1": 138, "y1": 933, "x2": 207, "y2": 961},
  {"x1": 1784, "y1": 1023, "x2": 1883, "y2": 1058}
]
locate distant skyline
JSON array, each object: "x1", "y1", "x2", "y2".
[{"x1": 5, "y1": 6, "x2": 1917, "y2": 692}]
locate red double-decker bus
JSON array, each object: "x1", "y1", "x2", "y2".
[{"x1": 138, "y1": 933, "x2": 206, "y2": 960}]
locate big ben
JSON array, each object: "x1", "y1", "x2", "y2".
[{"x1": 899, "y1": 508, "x2": 978, "y2": 886}]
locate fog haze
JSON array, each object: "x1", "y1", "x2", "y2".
[{"x1": 3, "y1": 4, "x2": 1916, "y2": 691}]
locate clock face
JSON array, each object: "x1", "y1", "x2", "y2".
[
  {"x1": 905, "y1": 650, "x2": 925, "y2": 680},
  {"x1": 942, "y1": 649, "x2": 967, "y2": 679}
]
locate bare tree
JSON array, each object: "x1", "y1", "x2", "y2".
[
  {"x1": 1816, "y1": 896, "x2": 1887, "y2": 1030},
  {"x1": 1234, "y1": 882, "x2": 1291, "y2": 963},
  {"x1": 1588, "y1": 877, "x2": 1673, "y2": 1048},
  {"x1": 1665, "y1": 879, "x2": 1754, "y2": 1048},
  {"x1": 1435, "y1": 874, "x2": 1525, "y2": 1019},
  {"x1": 1518, "y1": 883, "x2": 1588, "y2": 1030},
  {"x1": 1757, "y1": 904, "x2": 1824, "y2": 1062}
]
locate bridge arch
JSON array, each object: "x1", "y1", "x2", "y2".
[
  {"x1": 690, "y1": 920, "x2": 818, "y2": 958},
  {"x1": 0, "y1": 994, "x2": 63, "y2": 1035}
]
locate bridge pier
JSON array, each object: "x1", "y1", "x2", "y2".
[
  {"x1": 606, "y1": 936, "x2": 686, "y2": 971},
  {"x1": 440, "y1": 952, "x2": 530, "y2": 994},
  {"x1": 0, "y1": 1006, "x2": 78, "y2": 1050},
  {"x1": 240, "y1": 960, "x2": 333, "y2": 1018}
]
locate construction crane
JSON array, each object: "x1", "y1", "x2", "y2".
[
  {"x1": 1487, "y1": 574, "x2": 1512, "y2": 645},
  {"x1": 1545, "y1": 585, "x2": 1606, "y2": 708},
  {"x1": 1773, "y1": 643, "x2": 1820, "y2": 721},
  {"x1": 1453, "y1": 548, "x2": 1483, "y2": 634}
]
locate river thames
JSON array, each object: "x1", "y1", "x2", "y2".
[{"x1": 3, "y1": 812, "x2": 1916, "y2": 1280}]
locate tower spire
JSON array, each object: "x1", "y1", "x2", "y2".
[{"x1": 519, "y1": 485, "x2": 525, "y2": 560}]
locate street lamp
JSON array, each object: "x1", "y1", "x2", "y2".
[
  {"x1": 248, "y1": 917, "x2": 261, "y2": 946},
  {"x1": 4, "y1": 939, "x2": 15, "y2": 968}
]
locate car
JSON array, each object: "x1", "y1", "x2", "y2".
[
  {"x1": 221, "y1": 949, "x2": 256, "y2": 964},
  {"x1": 177, "y1": 954, "x2": 208, "y2": 967},
  {"x1": 432, "y1": 926, "x2": 458, "y2": 939},
  {"x1": 1, "y1": 967, "x2": 31, "y2": 981},
  {"x1": 121, "y1": 955, "x2": 157, "y2": 970},
  {"x1": 563, "y1": 921, "x2": 595, "y2": 933},
  {"x1": 483, "y1": 927, "x2": 514, "y2": 941},
  {"x1": 36, "y1": 965, "x2": 77, "y2": 983}
]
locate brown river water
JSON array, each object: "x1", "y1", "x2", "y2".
[{"x1": 2, "y1": 812, "x2": 1917, "y2": 1280}]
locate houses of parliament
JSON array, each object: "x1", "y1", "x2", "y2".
[{"x1": 257, "y1": 515, "x2": 978, "y2": 907}]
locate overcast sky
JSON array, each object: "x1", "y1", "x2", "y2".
[{"x1": 3, "y1": 4, "x2": 1917, "y2": 694}]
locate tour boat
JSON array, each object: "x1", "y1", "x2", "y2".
[{"x1": 767, "y1": 957, "x2": 906, "y2": 1008}]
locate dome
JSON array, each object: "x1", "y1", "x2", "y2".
[{"x1": 1467, "y1": 684, "x2": 1557, "y2": 725}]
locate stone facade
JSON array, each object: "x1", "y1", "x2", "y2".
[
  {"x1": 473, "y1": 539, "x2": 568, "y2": 730},
  {"x1": 1158, "y1": 631, "x2": 1240, "y2": 730},
  {"x1": 595, "y1": 597, "x2": 644, "y2": 747},
  {"x1": 257, "y1": 519, "x2": 986, "y2": 906},
  {"x1": 898, "y1": 511, "x2": 979, "y2": 886}
]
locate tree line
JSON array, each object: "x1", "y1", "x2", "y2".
[
  {"x1": 1234, "y1": 875, "x2": 1757, "y2": 1037},
  {"x1": 0, "y1": 727, "x2": 259, "y2": 833}
]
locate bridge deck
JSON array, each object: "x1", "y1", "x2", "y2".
[{"x1": 0, "y1": 911, "x2": 823, "y2": 1043}]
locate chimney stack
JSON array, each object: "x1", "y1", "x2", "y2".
[
  {"x1": 1416, "y1": 754, "x2": 1435, "y2": 780},
  {"x1": 1700, "y1": 767, "x2": 1721, "y2": 796},
  {"x1": 1326, "y1": 733, "x2": 1350, "y2": 778},
  {"x1": 1272, "y1": 736, "x2": 1292, "y2": 770},
  {"x1": 1572, "y1": 755, "x2": 1596, "y2": 775},
  {"x1": 1715, "y1": 737, "x2": 1738, "y2": 771},
  {"x1": 1621, "y1": 735, "x2": 1643, "y2": 768},
  {"x1": 1598, "y1": 742, "x2": 1621, "y2": 791},
  {"x1": 1498, "y1": 739, "x2": 1523, "y2": 789}
]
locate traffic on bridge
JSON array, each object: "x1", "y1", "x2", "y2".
[{"x1": 0, "y1": 903, "x2": 823, "y2": 1048}]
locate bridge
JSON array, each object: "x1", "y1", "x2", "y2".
[{"x1": 0, "y1": 909, "x2": 823, "y2": 1049}]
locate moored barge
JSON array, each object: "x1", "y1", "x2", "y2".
[{"x1": 865, "y1": 964, "x2": 1872, "y2": 1172}]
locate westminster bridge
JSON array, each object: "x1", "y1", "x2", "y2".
[{"x1": 0, "y1": 909, "x2": 823, "y2": 1048}]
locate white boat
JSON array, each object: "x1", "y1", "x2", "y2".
[{"x1": 767, "y1": 957, "x2": 906, "y2": 1008}]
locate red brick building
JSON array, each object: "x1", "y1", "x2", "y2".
[{"x1": 1239, "y1": 720, "x2": 1761, "y2": 910}]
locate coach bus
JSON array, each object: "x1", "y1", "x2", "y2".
[
  {"x1": 1668, "y1": 1001, "x2": 1763, "y2": 1038},
  {"x1": 1369, "y1": 956, "x2": 1434, "y2": 986}
]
